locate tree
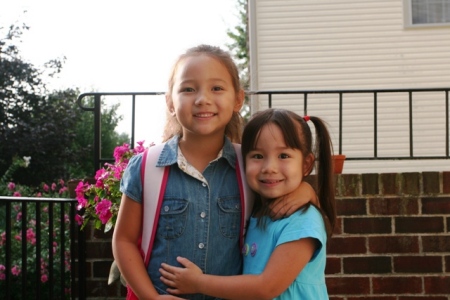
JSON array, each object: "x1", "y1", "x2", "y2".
[
  {"x1": 0, "y1": 21, "x2": 128, "y2": 185},
  {"x1": 227, "y1": 0, "x2": 250, "y2": 119}
]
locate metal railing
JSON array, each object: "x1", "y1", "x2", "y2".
[
  {"x1": 0, "y1": 196, "x2": 86, "y2": 299},
  {"x1": 77, "y1": 88, "x2": 450, "y2": 170}
]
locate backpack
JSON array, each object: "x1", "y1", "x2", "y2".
[{"x1": 126, "y1": 142, "x2": 253, "y2": 299}]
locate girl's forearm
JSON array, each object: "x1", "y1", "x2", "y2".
[{"x1": 196, "y1": 273, "x2": 277, "y2": 300}]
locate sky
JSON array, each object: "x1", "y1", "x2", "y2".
[{"x1": 1, "y1": 0, "x2": 240, "y2": 144}]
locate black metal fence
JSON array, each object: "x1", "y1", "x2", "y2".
[
  {"x1": 0, "y1": 196, "x2": 86, "y2": 299},
  {"x1": 77, "y1": 87, "x2": 450, "y2": 169}
]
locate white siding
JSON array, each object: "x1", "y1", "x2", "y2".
[{"x1": 248, "y1": 0, "x2": 450, "y2": 173}]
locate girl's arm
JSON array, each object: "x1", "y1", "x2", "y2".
[
  {"x1": 112, "y1": 194, "x2": 185, "y2": 300},
  {"x1": 270, "y1": 181, "x2": 318, "y2": 219},
  {"x1": 160, "y1": 238, "x2": 316, "y2": 300}
]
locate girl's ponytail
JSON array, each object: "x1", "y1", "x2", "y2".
[{"x1": 308, "y1": 116, "x2": 337, "y2": 236}]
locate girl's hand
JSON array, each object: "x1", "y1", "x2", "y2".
[
  {"x1": 160, "y1": 256, "x2": 203, "y2": 295},
  {"x1": 269, "y1": 181, "x2": 318, "y2": 219}
]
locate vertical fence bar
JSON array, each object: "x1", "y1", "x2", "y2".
[
  {"x1": 131, "y1": 94, "x2": 136, "y2": 148},
  {"x1": 5, "y1": 201, "x2": 11, "y2": 299},
  {"x1": 374, "y1": 92, "x2": 378, "y2": 158},
  {"x1": 21, "y1": 202, "x2": 28, "y2": 299},
  {"x1": 409, "y1": 91, "x2": 414, "y2": 157},
  {"x1": 94, "y1": 94, "x2": 102, "y2": 172},
  {"x1": 446, "y1": 90, "x2": 449, "y2": 157},
  {"x1": 303, "y1": 93, "x2": 308, "y2": 116},
  {"x1": 268, "y1": 93, "x2": 272, "y2": 108},
  {"x1": 48, "y1": 202, "x2": 54, "y2": 299},
  {"x1": 36, "y1": 201, "x2": 42, "y2": 298},
  {"x1": 339, "y1": 93, "x2": 343, "y2": 154},
  {"x1": 60, "y1": 202, "x2": 66, "y2": 299}
]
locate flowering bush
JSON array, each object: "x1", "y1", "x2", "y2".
[
  {"x1": 75, "y1": 141, "x2": 150, "y2": 232},
  {"x1": 0, "y1": 156, "x2": 71, "y2": 297}
]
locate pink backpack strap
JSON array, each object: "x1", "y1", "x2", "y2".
[
  {"x1": 232, "y1": 143, "x2": 254, "y2": 248},
  {"x1": 139, "y1": 143, "x2": 169, "y2": 265}
]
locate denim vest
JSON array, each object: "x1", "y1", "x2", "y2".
[{"x1": 120, "y1": 136, "x2": 242, "y2": 299}]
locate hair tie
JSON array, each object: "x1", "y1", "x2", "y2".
[{"x1": 303, "y1": 116, "x2": 310, "y2": 122}]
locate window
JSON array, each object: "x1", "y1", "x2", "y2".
[{"x1": 404, "y1": 0, "x2": 450, "y2": 27}]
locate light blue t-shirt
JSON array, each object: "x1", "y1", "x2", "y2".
[{"x1": 242, "y1": 205, "x2": 329, "y2": 300}]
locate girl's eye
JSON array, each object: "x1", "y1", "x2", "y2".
[
  {"x1": 180, "y1": 87, "x2": 195, "y2": 92},
  {"x1": 279, "y1": 153, "x2": 290, "y2": 159},
  {"x1": 249, "y1": 153, "x2": 263, "y2": 159},
  {"x1": 212, "y1": 86, "x2": 224, "y2": 91}
]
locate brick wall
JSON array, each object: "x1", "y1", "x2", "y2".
[
  {"x1": 85, "y1": 172, "x2": 450, "y2": 299},
  {"x1": 327, "y1": 172, "x2": 450, "y2": 299}
]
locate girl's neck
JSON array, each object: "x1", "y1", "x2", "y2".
[{"x1": 178, "y1": 134, "x2": 225, "y2": 172}]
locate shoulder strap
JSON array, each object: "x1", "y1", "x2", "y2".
[
  {"x1": 232, "y1": 143, "x2": 254, "y2": 248},
  {"x1": 140, "y1": 143, "x2": 169, "y2": 266}
]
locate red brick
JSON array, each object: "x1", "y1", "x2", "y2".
[
  {"x1": 369, "y1": 197, "x2": 419, "y2": 215},
  {"x1": 372, "y1": 276, "x2": 422, "y2": 294},
  {"x1": 422, "y1": 235, "x2": 450, "y2": 252},
  {"x1": 93, "y1": 260, "x2": 115, "y2": 278},
  {"x1": 332, "y1": 217, "x2": 343, "y2": 235},
  {"x1": 86, "y1": 279, "x2": 122, "y2": 297},
  {"x1": 369, "y1": 236, "x2": 419, "y2": 254},
  {"x1": 394, "y1": 255, "x2": 442, "y2": 273},
  {"x1": 337, "y1": 198, "x2": 367, "y2": 215},
  {"x1": 326, "y1": 276, "x2": 370, "y2": 295},
  {"x1": 362, "y1": 173, "x2": 379, "y2": 195},
  {"x1": 327, "y1": 236, "x2": 367, "y2": 255},
  {"x1": 422, "y1": 197, "x2": 450, "y2": 214},
  {"x1": 344, "y1": 217, "x2": 391, "y2": 234},
  {"x1": 395, "y1": 217, "x2": 444, "y2": 233},
  {"x1": 343, "y1": 256, "x2": 391, "y2": 274},
  {"x1": 423, "y1": 172, "x2": 440, "y2": 194},
  {"x1": 325, "y1": 257, "x2": 341, "y2": 274},
  {"x1": 341, "y1": 174, "x2": 361, "y2": 197},
  {"x1": 399, "y1": 297, "x2": 448, "y2": 300},
  {"x1": 443, "y1": 172, "x2": 450, "y2": 193},
  {"x1": 401, "y1": 173, "x2": 420, "y2": 195},
  {"x1": 380, "y1": 173, "x2": 399, "y2": 195},
  {"x1": 348, "y1": 297, "x2": 396, "y2": 300},
  {"x1": 446, "y1": 256, "x2": 450, "y2": 272},
  {"x1": 85, "y1": 241, "x2": 113, "y2": 259},
  {"x1": 424, "y1": 276, "x2": 450, "y2": 294}
]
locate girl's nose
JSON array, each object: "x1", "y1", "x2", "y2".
[
  {"x1": 261, "y1": 158, "x2": 277, "y2": 173},
  {"x1": 195, "y1": 90, "x2": 211, "y2": 105}
]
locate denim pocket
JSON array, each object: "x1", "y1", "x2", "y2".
[
  {"x1": 157, "y1": 198, "x2": 189, "y2": 239},
  {"x1": 217, "y1": 196, "x2": 241, "y2": 238}
]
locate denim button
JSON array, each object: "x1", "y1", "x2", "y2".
[
  {"x1": 250, "y1": 243, "x2": 257, "y2": 257},
  {"x1": 198, "y1": 243, "x2": 205, "y2": 249},
  {"x1": 164, "y1": 206, "x2": 169, "y2": 212},
  {"x1": 200, "y1": 212, "x2": 206, "y2": 218},
  {"x1": 202, "y1": 182, "x2": 207, "y2": 187}
]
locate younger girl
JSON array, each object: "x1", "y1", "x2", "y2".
[
  {"x1": 112, "y1": 46, "x2": 317, "y2": 299},
  {"x1": 160, "y1": 108, "x2": 336, "y2": 299}
]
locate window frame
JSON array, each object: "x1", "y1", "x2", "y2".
[{"x1": 403, "y1": 0, "x2": 450, "y2": 28}]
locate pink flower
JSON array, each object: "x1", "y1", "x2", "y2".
[
  {"x1": 59, "y1": 179, "x2": 65, "y2": 186},
  {"x1": 113, "y1": 143, "x2": 130, "y2": 162},
  {"x1": 95, "y1": 199, "x2": 112, "y2": 224},
  {"x1": 15, "y1": 234, "x2": 21, "y2": 241},
  {"x1": 26, "y1": 228, "x2": 36, "y2": 245},
  {"x1": 51, "y1": 183, "x2": 56, "y2": 191},
  {"x1": 16, "y1": 212, "x2": 22, "y2": 221},
  {"x1": 7, "y1": 182, "x2": 15, "y2": 191},
  {"x1": 13, "y1": 191, "x2": 21, "y2": 197},
  {"x1": 59, "y1": 187, "x2": 68, "y2": 194},
  {"x1": 0, "y1": 265, "x2": 5, "y2": 272},
  {"x1": 36, "y1": 192, "x2": 42, "y2": 197},
  {"x1": 0, "y1": 232, "x2": 5, "y2": 246},
  {"x1": 41, "y1": 274, "x2": 48, "y2": 283},
  {"x1": 11, "y1": 266, "x2": 21, "y2": 276},
  {"x1": 43, "y1": 184, "x2": 49, "y2": 192},
  {"x1": 75, "y1": 214, "x2": 84, "y2": 225}
]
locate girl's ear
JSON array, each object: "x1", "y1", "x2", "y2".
[
  {"x1": 233, "y1": 89, "x2": 245, "y2": 112},
  {"x1": 303, "y1": 153, "x2": 315, "y2": 177},
  {"x1": 165, "y1": 94, "x2": 175, "y2": 115}
]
